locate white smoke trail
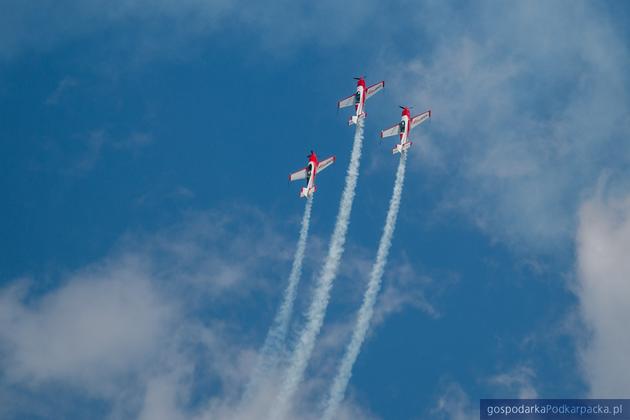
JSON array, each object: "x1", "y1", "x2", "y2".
[
  {"x1": 245, "y1": 194, "x2": 314, "y2": 397},
  {"x1": 322, "y1": 151, "x2": 408, "y2": 420},
  {"x1": 271, "y1": 118, "x2": 365, "y2": 420}
]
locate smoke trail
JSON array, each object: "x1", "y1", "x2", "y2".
[
  {"x1": 322, "y1": 151, "x2": 408, "y2": 420},
  {"x1": 271, "y1": 118, "x2": 365, "y2": 420},
  {"x1": 245, "y1": 195, "x2": 314, "y2": 397}
]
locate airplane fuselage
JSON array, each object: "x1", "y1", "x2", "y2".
[
  {"x1": 305, "y1": 160, "x2": 316, "y2": 191},
  {"x1": 393, "y1": 107, "x2": 412, "y2": 154},
  {"x1": 302, "y1": 153, "x2": 319, "y2": 197},
  {"x1": 348, "y1": 78, "x2": 368, "y2": 125},
  {"x1": 354, "y1": 83, "x2": 365, "y2": 118},
  {"x1": 399, "y1": 109, "x2": 411, "y2": 145}
]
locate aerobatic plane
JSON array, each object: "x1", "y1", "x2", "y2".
[
  {"x1": 338, "y1": 77, "x2": 385, "y2": 125},
  {"x1": 380, "y1": 106, "x2": 431, "y2": 155},
  {"x1": 289, "y1": 151, "x2": 336, "y2": 198}
]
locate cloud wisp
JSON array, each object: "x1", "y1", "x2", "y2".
[
  {"x1": 322, "y1": 151, "x2": 408, "y2": 420},
  {"x1": 245, "y1": 195, "x2": 314, "y2": 397},
  {"x1": 271, "y1": 118, "x2": 365, "y2": 420}
]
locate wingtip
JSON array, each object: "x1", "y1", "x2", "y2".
[{"x1": 428, "y1": 109, "x2": 432, "y2": 117}]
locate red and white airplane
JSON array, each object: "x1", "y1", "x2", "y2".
[
  {"x1": 338, "y1": 77, "x2": 385, "y2": 126},
  {"x1": 289, "y1": 151, "x2": 336, "y2": 198},
  {"x1": 380, "y1": 106, "x2": 431, "y2": 155}
]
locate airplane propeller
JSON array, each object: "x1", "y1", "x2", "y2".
[{"x1": 399, "y1": 105, "x2": 414, "y2": 110}]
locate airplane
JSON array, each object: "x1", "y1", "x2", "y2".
[
  {"x1": 380, "y1": 106, "x2": 431, "y2": 155},
  {"x1": 338, "y1": 76, "x2": 385, "y2": 125},
  {"x1": 289, "y1": 151, "x2": 336, "y2": 198}
]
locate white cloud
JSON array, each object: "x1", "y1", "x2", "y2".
[
  {"x1": 0, "y1": 208, "x2": 291, "y2": 419},
  {"x1": 372, "y1": 260, "x2": 442, "y2": 328},
  {"x1": 433, "y1": 369, "x2": 537, "y2": 420},
  {"x1": 487, "y1": 366, "x2": 538, "y2": 399},
  {"x1": 0, "y1": 0, "x2": 379, "y2": 62},
  {"x1": 576, "y1": 186, "x2": 630, "y2": 396},
  {"x1": 0, "y1": 259, "x2": 172, "y2": 394},
  {"x1": 3, "y1": 1, "x2": 629, "y2": 417},
  {"x1": 4, "y1": 2, "x2": 630, "y2": 256},
  {"x1": 389, "y1": 2, "x2": 630, "y2": 251},
  {"x1": 433, "y1": 383, "x2": 477, "y2": 420},
  {"x1": 56, "y1": 128, "x2": 155, "y2": 176},
  {"x1": 74, "y1": 129, "x2": 107, "y2": 173},
  {"x1": 0, "y1": 0, "x2": 232, "y2": 60},
  {"x1": 45, "y1": 76, "x2": 78, "y2": 105},
  {"x1": 0, "y1": 205, "x2": 418, "y2": 419}
]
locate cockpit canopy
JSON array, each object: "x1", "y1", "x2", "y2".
[
  {"x1": 355, "y1": 91, "x2": 361, "y2": 103},
  {"x1": 399, "y1": 120, "x2": 406, "y2": 133}
]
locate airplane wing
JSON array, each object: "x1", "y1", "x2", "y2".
[
  {"x1": 289, "y1": 167, "x2": 307, "y2": 182},
  {"x1": 380, "y1": 122, "x2": 401, "y2": 138},
  {"x1": 410, "y1": 110, "x2": 431, "y2": 129},
  {"x1": 365, "y1": 81, "x2": 385, "y2": 99},
  {"x1": 317, "y1": 156, "x2": 335, "y2": 173},
  {"x1": 338, "y1": 94, "x2": 355, "y2": 109}
]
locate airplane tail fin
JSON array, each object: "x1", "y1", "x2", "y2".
[
  {"x1": 348, "y1": 112, "x2": 366, "y2": 126},
  {"x1": 300, "y1": 186, "x2": 316, "y2": 198},
  {"x1": 392, "y1": 141, "x2": 412, "y2": 155}
]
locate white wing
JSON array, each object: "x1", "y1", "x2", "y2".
[
  {"x1": 289, "y1": 167, "x2": 307, "y2": 182},
  {"x1": 365, "y1": 81, "x2": 385, "y2": 99},
  {"x1": 380, "y1": 122, "x2": 401, "y2": 138},
  {"x1": 317, "y1": 156, "x2": 335, "y2": 173},
  {"x1": 410, "y1": 110, "x2": 431, "y2": 129},
  {"x1": 338, "y1": 94, "x2": 355, "y2": 109}
]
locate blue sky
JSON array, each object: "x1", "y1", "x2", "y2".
[{"x1": 1, "y1": 1, "x2": 630, "y2": 419}]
